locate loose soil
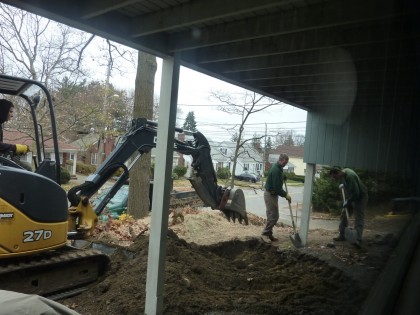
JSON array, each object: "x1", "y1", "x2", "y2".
[{"x1": 61, "y1": 195, "x2": 413, "y2": 315}]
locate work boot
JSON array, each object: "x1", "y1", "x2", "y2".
[
  {"x1": 260, "y1": 235, "x2": 272, "y2": 244},
  {"x1": 333, "y1": 235, "x2": 345, "y2": 241},
  {"x1": 269, "y1": 235, "x2": 279, "y2": 242}
]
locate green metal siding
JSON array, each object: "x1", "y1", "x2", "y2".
[{"x1": 304, "y1": 95, "x2": 419, "y2": 186}]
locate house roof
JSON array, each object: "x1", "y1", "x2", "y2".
[
  {"x1": 209, "y1": 140, "x2": 263, "y2": 163},
  {"x1": 70, "y1": 133, "x2": 100, "y2": 150},
  {"x1": 268, "y1": 154, "x2": 297, "y2": 167},
  {"x1": 4, "y1": 129, "x2": 79, "y2": 152},
  {"x1": 270, "y1": 145, "x2": 304, "y2": 158}
]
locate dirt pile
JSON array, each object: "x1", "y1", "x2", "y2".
[
  {"x1": 64, "y1": 231, "x2": 364, "y2": 315},
  {"x1": 61, "y1": 209, "x2": 410, "y2": 315}
]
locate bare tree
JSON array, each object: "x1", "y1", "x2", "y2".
[
  {"x1": 210, "y1": 90, "x2": 284, "y2": 188},
  {"x1": 0, "y1": 4, "x2": 90, "y2": 86},
  {"x1": 0, "y1": 4, "x2": 98, "y2": 146},
  {"x1": 0, "y1": 4, "x2": 136, "y2": 144},
  {"x1": 274, "y1": 130, "x2": 305, "y2": 147},
  {"x1": 127, "y1": 51, "x2": 157, "y2": 219},
  {"x1": 53, "y1": 81, "x2": 133, "y2": 141}
]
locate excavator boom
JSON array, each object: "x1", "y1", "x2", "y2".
[
  {"x1": 0, "y1": 72, "x2": 247, "y2": 300},
  {"x1": 67, "y1": 118, "x2": 248, "y2": 239}
]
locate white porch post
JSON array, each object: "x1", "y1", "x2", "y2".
[
  {"x1": 300, "y1": 163, "x2": 315, "y2": 246},
  {"x1": 144, "y1": 54, "x2": 180, "y2": 315},
  {"x1": 72, "y1": 153, "x2": 77, "y2": 175}
]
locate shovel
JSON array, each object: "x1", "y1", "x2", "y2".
[
  {"x1": 340, "y1": 185, "x2": 358, "y2": 243},
  {"x1": 285, "y1": 180, "x2": 303, "y2": 248}
]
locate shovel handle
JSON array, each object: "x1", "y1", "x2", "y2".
[
  {"x1": 284, "y1": 179, "x2": 290, "y2": 200},
  {"x1": 340, "y1": 186, "x2": 346, "y2": 202},
  {"x1": 284, "y1": 180, "x2": 297, "y2": 231},
  {"x1": 340, "y1": 187, "x2": 350, "y2": 220}
]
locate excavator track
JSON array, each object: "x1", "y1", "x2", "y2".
[{"x1": 0, "y1": 246, "x2": 109, "y2": 299}]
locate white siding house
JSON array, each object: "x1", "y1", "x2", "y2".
[{"x1": 208, "y1": 140, "x2": 263, "y2": 177}]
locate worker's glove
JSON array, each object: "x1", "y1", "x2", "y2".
[
  {"x1": 286, "y1": 193, "x2": 292, "y2": 203},
  {"x1": 15, "y1": 144, "x2": 30, "y2": 155},
  {"x1": 342, "y1": 200, "x2": 349, "y2": 208}
]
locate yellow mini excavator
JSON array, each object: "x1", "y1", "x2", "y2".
[{"x1": 0, "y1": 75, "x2": 248, "y2": 299}]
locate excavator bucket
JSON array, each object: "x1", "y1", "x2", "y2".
[
  {"x1": 220, "y1": 188, "x2": 248, "y2": 225},
  {"x1": 189, "y1": 178, "x2": 248, "y2": 225},
  {"x1": 178, "y1": 130, "x2": 248, "y2": 224}
]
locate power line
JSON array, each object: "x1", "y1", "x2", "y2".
[
  {"x1": 178, "y1": 103, "x2": 289, "y2": 107},
  {"x1": 195, "y1": 121, "x2": 306, "y2": 126}
]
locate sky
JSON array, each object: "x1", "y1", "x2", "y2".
[
  {"x1": 109, "y1": 58, "x2": 307, "y2": 143},
  {"x1": 0, "y1": 3, "x2": 307, "y2": 144}
]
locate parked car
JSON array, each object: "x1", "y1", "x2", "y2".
[
  {"x1": 92, "y1": 185, "x2": 129, "y2": 220},
  {"x1": 234, "y1": 172, "x2": 260, "y2": 183}
]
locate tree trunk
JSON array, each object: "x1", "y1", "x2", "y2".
[{"x1": 127, "y1": 51, "x2": 157, "y2": 219}]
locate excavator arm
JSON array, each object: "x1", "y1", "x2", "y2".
[{"x1": 67, "y1": 118, "x2": 248, "y2": 238}]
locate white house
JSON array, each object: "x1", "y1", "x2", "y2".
[
  {"x1": 268, "y1": 145, "x2": 305, "y2": 176},
  {"x1": 208, "y1": 140, "x2": 264, "y2": 177}
]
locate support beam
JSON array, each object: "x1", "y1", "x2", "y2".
[
  {"x1": 144, "y1": 54, "x2": 180, "y2": 315},
  {"x1": 81, "y1": 0, "x2": 137, "y2": 19},
  {"x1": 188, "y1": 22, "x2": 398, "y2": 64},
  {"x1": 168, "y1": 0, "x2": 399, "y2": 52},
  {"x1": 300, "y1": 163, "x2": 315, "y2": 246},
  {"x1": 130, "y1": 0, "x2": 281, "y2": 37}
]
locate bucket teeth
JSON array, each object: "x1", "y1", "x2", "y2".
[
  {"x1": 221, "y1": 189, "x2": 248, "y2": 225},
  {"x1": 188, "y1": 177, "x2": 248, "y2": 224},
  {"x1": 221, "y1": 208, "x2": 248, "y2": 225}
]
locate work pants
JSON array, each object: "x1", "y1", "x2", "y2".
[
  {"x1": 262, "y1": 191, "x2": 279, "y2": 236},
  {"x1": 339, "y1": 194, "x2": 368, "y2": 241}
]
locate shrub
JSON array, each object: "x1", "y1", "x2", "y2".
[
  {"x1": 284, "y1": 172, "x2": 304, "y2": 183},
  {"x1": 173, "y1": 165, "x2": 187, "y2": 178},
  {"x1": 76, "y1": 162, "x2": 97, "y2": 175},
  {"x1": 217, "y1": 167, "x2": 231, "y2": 180},
  {"x1": 311, "y1": 170, "x2": 341, "y2": 213},
  {"x1": 60, "y1": 167, "x2": 71, "y2": 184},
  {"x1": 311, "y1": 167, "x2": 415, "y2": 214}
]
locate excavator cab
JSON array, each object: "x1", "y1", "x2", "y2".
[
  {"x1": 0, "y1": 75, "x2": 68, "y2": 258},
  {"x1": 0, "y1": 75, "x2": 109, "y2": 298},
  {"x1": 0, "y1": 74, "x2": 62, "y2": 183}
]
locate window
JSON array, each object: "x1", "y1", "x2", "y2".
[
  {"x1": 91, "y1": 153, "x2": 98, "y2": 165},
  {"x1": 243, "y1": 163, "x2": 249, "y2": 171},
  {"x1": 220, "y1": 148, "x2": 227, "y2": 155},
  {"x1": 70, "y1": 153, "x2": 75, "y2": 160},
  {"x1": 256, "y1": 163, "x2": 263, "y2": 171}
]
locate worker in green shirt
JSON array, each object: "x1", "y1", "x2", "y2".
[
  {"x1": 261, "y1": 153, "x2": 291, "y2": 243},
  {"x1": 329, "y1": 167, "x2": 368, "y2": 247}
]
